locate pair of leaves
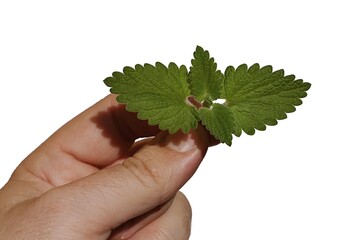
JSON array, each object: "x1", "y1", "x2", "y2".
[{"x1": 104, "y1": 46, "x2": 311, "y2": 146}]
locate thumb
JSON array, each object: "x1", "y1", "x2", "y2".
[{"x1": 40, "y1": 127, "x2": 209, "y2": 237}]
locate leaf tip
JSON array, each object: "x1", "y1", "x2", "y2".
[{"x1": 195, "y1": 45, "x2": 204, "y2": 52}]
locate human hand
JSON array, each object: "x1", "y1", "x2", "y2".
[{"x1": 0, "y1": 95, "x2": 211, "y2": 239}]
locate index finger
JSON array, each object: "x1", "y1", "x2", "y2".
[{"x1": 39, "y1": 94, "x2": 160, "y2": 167}]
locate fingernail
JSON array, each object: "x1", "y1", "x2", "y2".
[{"x1": 164, "y1": 130, "x2": 198, "y2": 153}]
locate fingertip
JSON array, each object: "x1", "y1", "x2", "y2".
[{"x1": 159, "y1": 126, "x2": 210, "y2": 154}]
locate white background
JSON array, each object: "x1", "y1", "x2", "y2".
[{"x1": 1, "y1": 0, "x2": 359, "y2": 239}]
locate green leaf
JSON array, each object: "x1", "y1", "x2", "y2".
[
  {"x1": 199, "y1": 103, "x2": 235, "y2": 146},
  {"x1": 222, "y1": 64, "x2": 311, "y2": 136},
  {"x1": 189, "y1": 46, "x2": 223, "y2": 101},
  {"x1": 104, "y1": 46, "x2": 311, "y2": 146},
  {"x1": 104, "y1": 62, "x2": 199, "y2": 134}
]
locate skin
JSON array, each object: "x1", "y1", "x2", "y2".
[{"x1": 0, "y1": 95, "x2": 213, "y2": 240}]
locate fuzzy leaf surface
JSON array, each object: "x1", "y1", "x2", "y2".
[
  {"x1": 189, "y1": 46, "x2": 223, "y2": 101},
  {"x1": 199, "y1": 103, "x2": 235, "y2": 146},
  {"x1": 104, "y1": 62, "x2": 198, "y2": 134},
  {"x1": 222, "y1": 64, "x2": 311, "y2": 136}
]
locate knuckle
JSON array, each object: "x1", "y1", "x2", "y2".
[
  {"x1": 35, "y1": 188, "x2": 72, "y2": 219},
  {"x1": 176, "y1": 192, "x2": 192, "y2": 239},
  {"x1": 146, "y1": 227, "x2": 173, "y2": 240},
  {"x1": 177, "y1": 192, "x2": 192, "y2": 218},
  {"x1": 122, "y1": 150, "x2": 169, "y2": 191}
]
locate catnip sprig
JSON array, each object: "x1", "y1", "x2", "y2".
[{"x1": 104, "y1": 46, "x2": 311, "y2": 146}]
